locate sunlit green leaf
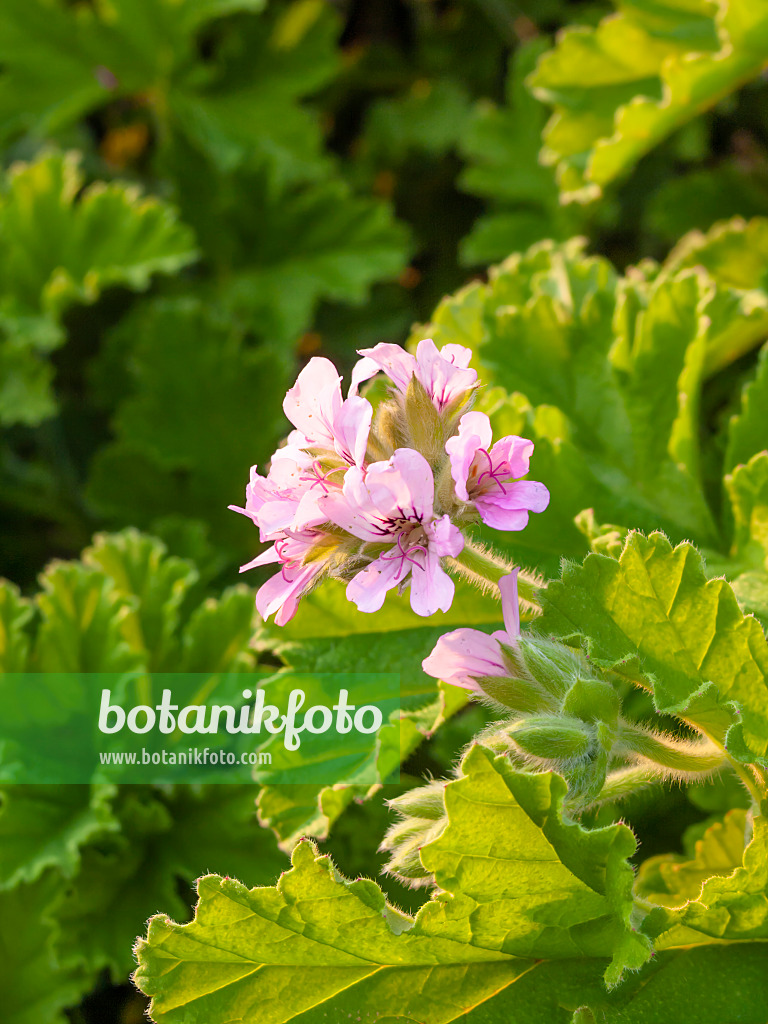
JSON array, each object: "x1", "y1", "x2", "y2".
[{"x1": 529, "y1": 0, "x2": 768, "y2": 202}]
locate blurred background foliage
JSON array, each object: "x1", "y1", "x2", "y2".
[
  {"x1": 6, "y1": 0, "x2": 768, "y2": 595},
  {"x1": 2, "y1": 1, "x2": 768, "y2": 1021}
]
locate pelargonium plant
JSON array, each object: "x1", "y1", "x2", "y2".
[
  {"x1": 229, "y1": 340, "x2": 736, "y2": 822},
  {"x1": 137, "y1": 323, "x2": 768, "y2": 1022},
  {"x1": 230, "y1": 338, "x2": 550, "y2": 621}
]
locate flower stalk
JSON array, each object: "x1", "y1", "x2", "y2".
[{"x1": 446, "y1": 540, "x2": 543, "y2": 609}]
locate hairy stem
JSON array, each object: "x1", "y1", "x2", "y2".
[
  {"x1": 447, "y1": 540, "x2": 543, "y2": 609},
  {"x1": 618, "y1": 722, "x2": 726, "y2": 775},
  {"x1": 591, "y1": 765, "x2": 661, "y2": 806}
]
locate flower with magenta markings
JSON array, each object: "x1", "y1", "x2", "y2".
[
  {"x1": 283, "y1": 355, "x2": 372, "y2": 466},
  {"x1": 232, "y1": 339, "x2": 549, "y2": 624},
  {"x1": 446, "y1": 411, "x2": 550, "y2": 531},
  {"x1": 351, "y1": 338, "x2": 477, "y2": 412},
  {"x1": 320, "y1": 448, "x2": 463, "y2": 616},
  {"x1": 422, "y1": 570, "x2": 520, "y2": 691}
]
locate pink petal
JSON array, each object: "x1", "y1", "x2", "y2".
[
  {"x1": 385, "y1": 448, "x2": 435, "y2": 521},
  {"x1": 409, "y1": 552, "x2": 455, "y2": 616},
  {"x1": 415, "y1": 338, "x2": 477, "y2": 410},
  {"x1": 283, "y1": 357, "x2": 342, "y2": 444},
  {"x1": 291, "y1": 489, "x2": 327, "y2": 531},
  {"x1": 489, "y1": 480, "x2": 551, "y2": 513},
  {"x1": 355, "y1": 343, "x2": 417, "y2": 393},
  {"x1": 255, "y1": 498, "x2": 302, "y2": 538},
  {"x1": 475, "y1": 499, "x2": 530, "y2": 532},
  {"x1": 422, "y1": 628, "x2": 506, "y2": 690},
  {"x1": 346, "y1": 556, "x2": 403, "y2": 613},
  {"x1": 426, "y1": 514, "x2": 464, "y2": 558},
  {"x1": 349, "y1": 355, "x2": 381, "y2": 396},
  {"x1": 239, "y1": 545, "x2": 281, "y2": 573},
  {"x1": 498, "y1": 569, "x2": 520, "y2": 639},
  {"x1": 488, "y1": 435, "x2": 535, "y2": 480},
  {"x1": 319, "y1": 489, "x2": 383, "y2": 543},
  {"x1": 255, "y1": 562, "x2": 320, "y2": 623},
  {"x1": 333, "y1": 395, "x2": 372, "y2": 466},
  {"x1": 439, "y1": 343, "x2": 473, "y2": 369},
  {"x1": 445, "y1": 411, "x2": 493, "y2": 502}
]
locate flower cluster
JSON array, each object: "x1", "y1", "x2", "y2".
[{"x1": 231, "y1": 340, "x2": 549, "y2": 624}]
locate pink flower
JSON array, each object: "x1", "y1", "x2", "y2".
[
  {"x1": 445, "y1": 411, "x2": 550, "y2": 531},
  {"x1": 319, "y1": 448, "x2": 464, "y2": 616},
  {"x1": 229, "y1": 357, "x2": 372, "y2": 549},
  {"x1": 246, "y1": 528, "x2": 336, "y2": 626},
  {"x1": 284, "y1": 356, "x2": 371, "y2": 466},
  {"x1": 422, "y1": 571, "x2": 520, "y2": 692},
  {"x1": 350, "y1": 339, "x2": 477, "y2": 411},
  {"x1": 228, "y1": 446, "x2": 338, "y2": 541}
]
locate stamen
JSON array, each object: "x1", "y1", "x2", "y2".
[{"x1": 474, "y1": 448, "x2": 511, "y2": 495}]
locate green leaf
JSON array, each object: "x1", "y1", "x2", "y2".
[
  {"x1": 365, "y1": 77, "x2": 472, "y2": 161},
  {"x1": 719, "y1": 453, "x2": 768, "y2": 626},
  {"x1": 86, "y1": 298, "x2": 291, "y2": 546},
  {"x1": 32, "y1": 561, "x2": 141, "y2": 673},
  {"x1": 135, "y1": 745, "x2": 651, "y2": 1024},
  {"x1": 644, "y1": 164, "x2": 768, "y2": 247},
  {"x1": 273, "y1": 578, "x2": 502, "y2": 704},
  {"x1": 416, "y1": 224, "x2": 768, "y2": 571},
  {"x1": 220, "y1": 177, "x2": 410, "y2": 341},
  {"x1": 459, "y1": 40, "x2": 580, "y2": 265},
  {"x1": 165, "y1": 0, "x2": 340, "y2": 180},
  {"x1": 529, "y1": 0, "x2": 768, "y2": 202},
  {"x1": 0, "y1": 151, "x2": 197, "y2": 426},
  {"x1": 0, "y1": 784, "x2": 118, "y2": 891},
  {"x1": 0, "y1": 0, "x2": 338, "y2": 183},
  {"x1": 53, "y1": 785, "x2": 287, "y2": 977},
  {"x1": 179, "y1": 585, "x2": 259, "y2": 673},
  {"x1": 726, "y1": 453, "x2": 768, "y2": 571},
  {"x1": 83, "y1": 529, "x2": 199, "y2": 672},
  {"x1": 256, "y1": 681, "x2": 466, "y2": 849},
  {"x1": 2, "y1": 874, "x2": 93, "y2": 1024},
  {"x1": 636, "y1": 808, "x2": 749, "y2": 905},
  {"x1": 0, "y1": 151, "x2": 196, "y2": 318},
  {"x1": 419, "y1": 239, "x2": 720, "y2": 560},
  {"x1": 539, "y1": 531, "x2": 768, "y2": 760},
  {"x1": 663, "y1": 219, "x2": 768, "y2": 376},
  {"x1": 641, "y1": 809, "x2": 768, "y2": 949},
  {"x1": 726, "y1": 342, "x2": 768, "y2": 473},
  {"x1": 0, "y1": 578, "x2": 32, "y2": 672}
]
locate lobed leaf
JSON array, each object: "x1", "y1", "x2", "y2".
[
  {"x1": 0, "y1": 152, "x2": 197, "y2": 426},
  {"x1": 529, "y1": 0, "x2": 768, "y2": 202},
  {"x1": 134, "y1": 745, "x2": 651, "y2": 1024},
  {"x1": 539, "y1": 531, "x2": 768, "y2": 761}
]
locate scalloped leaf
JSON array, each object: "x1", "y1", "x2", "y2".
[
  {"x1": 83, "y1": 529, "x2": 198, "y2": 672},
  {"x1": 415, "y1": 223, "x2": 768, "y2": 574},
  {"x1": 641, "y1": 809, "x2": 768, "y2": 949},
  {"x1": 51, "y1": 785, "x2": 286, "y2": 978},
  {"x1": 0, "y1": 579, "x2": 32, "y2": 672},
  {"x1": 31, "y1": 561, "x2": 140, "y2": 674},
  {"x1": 529, "y1": 0, "x2": 768, "y2": 202},
  {"x1": 538, "y1": 531, "x2": 768, "y2": 762},
  {"x1": 726, "y1": 341, "x2": 768, "y2": 473},
  {"x1": 636, "y1": 808, "x2": 749, "y2": 905},
  {"x1": 0, "y1": 785, "x2": 118, "y2": 892},
  {"x1": 0, "y1": 151, "x2": 197, "y2": 426},
  {"x1": 2, "y1": 873, "x2": 93, "y2": 1024},
  {"x1": 135, "y1": 745, "x2": 651, "y2": 1024}
]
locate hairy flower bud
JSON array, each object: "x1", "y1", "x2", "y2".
[
  {"x1": 507, "y1": 715, "x2": 594, "y2": 762},
  {"x1": 380, "y1": 781, "x2": 448, "y2": 886}
]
